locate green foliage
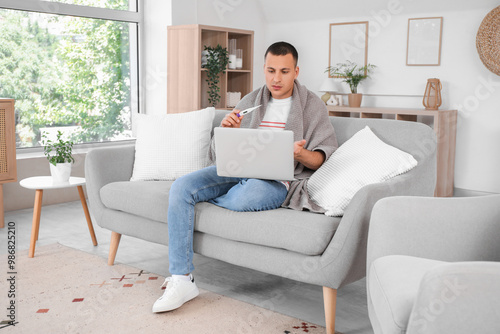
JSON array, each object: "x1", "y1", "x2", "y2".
[
  {"x1": 42, "y1": 130, "x2": 75, "y2": 166},
  {"x1": 203, "y1": 45, "x2": 229, "y2": 107},
  {"x1": 325, "y1": 61, "x2": 376, "y2": 94},
  {"x1": 53, "y1": 0, "x2": 128, "y2": 10},
  {"x1": 0, "y1": 5, "x2": 131, "y2": 148},
  {"x1": 0, "y1": 11, "x2": 67, "y2": 146},
  {"x1": 58, "y1": 16, "x2": 131, "y2": 143}
]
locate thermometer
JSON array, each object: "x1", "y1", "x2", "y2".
[{"x1": 236, "y1": 105, "x2": 261, "y2": 117}]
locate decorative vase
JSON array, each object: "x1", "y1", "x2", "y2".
[
  {"x1": 348, "y1": 93, "x2": 362, "y2": 107},
  {"x1": 228, "y1": 39, "x2": 237, "y2": 69},
  {"x1": 336, "y1": 95, "x2": 344, "y2": 106},
  {"x1": 50, "y1": 162, "x2": 72, "y2": 183},
  {"x1": 422, "y1": 78, "x2": 442, "y2": 110},
  {"x1": 201, "y1": 50, "x2": 209, "y2": 67}
]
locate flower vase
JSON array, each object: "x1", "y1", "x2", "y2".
[{"x1": 348, "y1": 93, "x2": 362, "y2": 107}]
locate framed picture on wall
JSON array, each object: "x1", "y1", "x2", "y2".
[
  {"x1": 329, "y1": 21, "x2": 368, "y2": 76},
  {"x1": 406, "y1": 17, "x2": 443, "y2": 66}
]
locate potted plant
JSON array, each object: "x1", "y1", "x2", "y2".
[
  {"x1": 325, "y1": 61, "x2": 376, "y2": 107},
  {"x1": 42, "y1": 130, "x2": 75, "y2": 183},
  {"x1": 203, "y1": 44, "x2": 229, "y2": 107}
]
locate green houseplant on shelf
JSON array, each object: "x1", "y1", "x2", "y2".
[
  {"x1": 325, "y1": 61, "x2": 376, "y2": 107},
  {"x1": 42, "y1": 130, "x2": 75, "y2": 183},
  {"x1": 203, "y1": 44, "x2": 230, "y2": 107}
]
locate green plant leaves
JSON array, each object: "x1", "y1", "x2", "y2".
[
  {"x1": 41, "y1": 130, "x2": 75, "y2": 166},
  {"x1": 325, "y1": 61, "x2": 376, "y2": 94},
  {"x1": 203, "y1": 44, "x2": 229, "y2": 107}
]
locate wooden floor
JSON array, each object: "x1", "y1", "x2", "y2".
[{"x1": 2, "y1": 201, "x2": 374, "y2": 334}]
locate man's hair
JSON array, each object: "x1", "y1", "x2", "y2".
[{"x1": 264, "y1": 42, "x2": 298, "y2": 67}]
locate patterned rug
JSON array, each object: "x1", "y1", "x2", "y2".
[{"x1": 0, "y1": 244, "x2": 327, "y2": 333}]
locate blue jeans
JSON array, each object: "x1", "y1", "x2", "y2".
[{"x1": 167, "y1": 165, "x2": 287, "y2": 275}]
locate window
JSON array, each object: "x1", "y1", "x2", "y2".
[
  {"x1": 0, "y1": 0, "x2": 141, "y2": 148},
  {"x1": 45, "y1": 0, "x2": 134, "y2": 11}
]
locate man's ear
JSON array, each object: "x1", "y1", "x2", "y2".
[{"x1": 294, "y1": 66, "x2": 300, "y2": 79}]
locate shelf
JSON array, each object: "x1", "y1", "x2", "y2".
[
  {"x1": 201, "y1": 68, "x2": 251, "y2": 73},
  {"x1": 201, "y1": 29, "x2": 227, "y2": 49},
  {"x1": 327, "y1": 106, "x2": 444, "y2": 117},
  {"x1": 200, "y1": 70, "x2": 226, "y2": 109},
  {"x1": 168, "y1": 24, "x2": 253, "y2": 114},
  {"x1": 360, "y1": 112, "x2": 383, "y2": 119}
]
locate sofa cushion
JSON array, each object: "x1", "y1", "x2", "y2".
[
  {"x1": 194, "y1": 202, "x2": 340, "y2": 256},
  {"x1": 101, "y1": 181, "x2": 173, "y2": 223},
  {"x1": 369, "y1": 255, "x2": 445, "y2": 334},
  {"x1": 100, "y1": 181, "x2": 341, "y2": 256}
]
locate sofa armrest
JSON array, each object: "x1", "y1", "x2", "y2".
[
  {"x1": 407, "y1": 261, "x2": 500, "y2": 334},
  {"x1": 367, "y1": 195, "x2": 500, "y2": 268},
  {"x1": 84, "y1": 144, "x2": 135, "y2": 224}
]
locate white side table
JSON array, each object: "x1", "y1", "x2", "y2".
[{"x1": 20, "y1": 176, "x2": 98, "y2": 258}]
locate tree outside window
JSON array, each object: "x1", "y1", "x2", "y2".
[{"x1": 0, "y1": 1, "x2": 135, "y2": 148}]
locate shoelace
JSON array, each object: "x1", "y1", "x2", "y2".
[
  {"x1": 157, "y1": 277, "x2": 177, "y2": 300},
  {"x1": 161, "y1": 277, "x2": 173, "y2": 288}
]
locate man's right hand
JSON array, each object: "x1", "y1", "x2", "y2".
[{"x1": 221, "y1": 110, "x2": 243, "y2": 128}]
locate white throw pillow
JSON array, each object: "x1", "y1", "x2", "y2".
[
  {"x1": 130, "y1": 107, "x2": 215, "y2": 181},
  {"x1": 307, "y1": 126, "x2": 417, "y2": 216}
]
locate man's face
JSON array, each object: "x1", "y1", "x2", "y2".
[{"x1": 264, "y1": 53, "x2": 299, "y2": 99}]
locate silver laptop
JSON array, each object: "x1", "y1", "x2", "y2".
[{"x1": 214, "y1": 127, "x2": 295, "y2": 181}]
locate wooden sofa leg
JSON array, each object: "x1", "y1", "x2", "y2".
[
  {"x1": 108, "y1": 232, "x2": 122, "y2": 265},
  {"x1": 323, "y1": 286, "x2": 337, "y2": 334}
]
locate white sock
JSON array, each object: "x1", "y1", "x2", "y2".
[{"x1": 172, "y1": 274, "x2": 192, "y2": 282}]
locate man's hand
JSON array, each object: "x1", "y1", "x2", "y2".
[
  {"x1": 221, "y1": 110, "x2": 243, "y2": 128},
  {"x1": 293, "y1": 139, "x2": 307, "y2": 160},
  {"x1": 294, "y1": 139, "x2": 326, "y2": 170}
]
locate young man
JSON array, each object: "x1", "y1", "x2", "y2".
[{"x1": 152, "y1": 42, "x2": 337, "y2": 313}]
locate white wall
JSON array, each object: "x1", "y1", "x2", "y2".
[
  {"x1": 264, "y1": 5, "x2": 500, "y2": 194},
  {"x1": 143, "y1": 0, "x2": 172, "y2": 115},
  {"x1": 172, "y1": 0, "x2": 197, "y2": 25}
]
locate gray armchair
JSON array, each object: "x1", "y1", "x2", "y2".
[{"x1": 367, "y1": 195, "x2": 500, "y2": 334}]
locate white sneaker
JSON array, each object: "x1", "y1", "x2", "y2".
[{"x1": 152, "y1": 275, "x2": 199, "y2": 313}]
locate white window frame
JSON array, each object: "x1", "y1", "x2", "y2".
[{"x1": 0, "y1": 0, "x2": 144, "y2": 152}]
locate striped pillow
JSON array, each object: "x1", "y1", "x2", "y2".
[{"x1": 307, "y1": 126, "x2": 417, "y2": 216}]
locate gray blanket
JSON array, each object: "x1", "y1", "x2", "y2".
[{"x1": 211, "y1": 80, "x2": 338, "y2": 212}]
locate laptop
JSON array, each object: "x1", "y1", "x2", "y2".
[{"x1": 214, "y1": 127, "x2": 295, "y2": 181}]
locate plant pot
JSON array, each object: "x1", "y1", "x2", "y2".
[
  {"x1": 348, "y1": 93, "x2": 363, "y2": 107},
  {"x1": 50, "y1": 162, "x2": 72, "y2": 183}
]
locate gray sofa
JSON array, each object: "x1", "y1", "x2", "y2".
[{"x1": 85, "y1": 111, "x2": 437, "y2": 334}]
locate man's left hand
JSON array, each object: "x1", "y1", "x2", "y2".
[
  {"x1": 293, "y1": 139, "x2": 325, "y2": 170},
  {"x1": 293, "y1": 139, "x2": 307, "y2": 160}
]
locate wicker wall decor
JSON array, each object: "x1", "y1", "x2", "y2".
[{"x1": 476, "y1": 6, "x2": 500, "y2": 76}]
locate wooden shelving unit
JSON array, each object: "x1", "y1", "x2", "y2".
[
  {"x1": 327, "y1": 106, "x2": 457, "y2": 197},
  {"x1": 0, "y1": 99, "x2": 16, "y2": 228},
  {"x1": 167, "y1": 24, "x2": 254, "y2": 113}
]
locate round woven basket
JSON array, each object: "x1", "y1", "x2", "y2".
[{"x1": 476, "y1": 6, "x2": 500, "y2": 76}]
